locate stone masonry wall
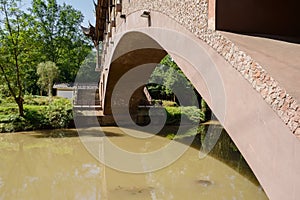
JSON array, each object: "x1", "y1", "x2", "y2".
[{"x1": 119, "y1": 0, "x2": 300, "y2": 136}]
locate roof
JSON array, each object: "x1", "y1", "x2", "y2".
[
  {"x1": 53, "y1": 83, "x2": 74, "y2": 89},
  {"x1": 81, "y1": 0, "x2": 108, "y2": 46}
]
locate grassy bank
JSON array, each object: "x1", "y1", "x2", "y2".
[
  {"x1": 0, "y1": 98, "x2": 206, "y2": 133},
  {"x1": 0, "y1": 96, "x2": 73, "y2": 133}
]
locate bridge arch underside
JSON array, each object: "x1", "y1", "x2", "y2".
[
  {"x1": 103, "y1": 11, "x2": 300, "y2": 200},
  {"x1": 104, "y1": 48, "x2": 167, "y2": 116}
]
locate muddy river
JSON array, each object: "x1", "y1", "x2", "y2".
[{"x1": 0, "y1": 126, "x2": 268, "y2": 199}]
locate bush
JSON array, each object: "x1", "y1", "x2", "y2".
[
  {"x1": 24, "y1": 97, "x2": 73, "y2": 129},
  {"x1": 0, "y1": 114, "x2": 27, "y2": 132},
  {"x1": 181, "y1": 106, "x2": 205, "y2": 123},
  {"x1": 0, "y1": 106, "x2": 18, "y2": 116},
  {"x1": 24, "y1": 95, "x2": 51, "y2": 105},
  {"x1": 24, "y1": 95, "x2": 37, "y2": 105},
  {"x1": 24, "y1": 98, "x2": 73, "y2": 130},
  {"x1": 165, "y1": 107, "x2": 181, "y2": 124},
  {"x1": 24, "y1": 106, "x2": 49, "y2": 129},
  {"x1": 165, "y1": 106, "x2": 205, "y2": 125},
  {"x1": 162, "y1": 100, "x2": 177, "y2": 107},
  {"x1": 0, "y1": 96, "x2": 74, "y2": 133},
  {"x1": 46, "y1": 98, "x2": 73, "y2": 128}
]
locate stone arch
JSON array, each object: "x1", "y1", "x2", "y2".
[{"x1": 101, "y1": 10, "x2": 300, "y2": 200}]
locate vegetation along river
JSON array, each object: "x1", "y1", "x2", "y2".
[{"x1": 0, "y1": 125, "x2": 268, "y2": 199}]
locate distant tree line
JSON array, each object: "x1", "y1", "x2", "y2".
[{"x1": 0, "y1": 0, "x2": 93, "y2": 116}]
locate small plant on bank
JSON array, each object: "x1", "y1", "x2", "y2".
[
  {"x1": 165, "y1": 106, "x2": 205, "y2": 125},
  {"x1": 46, "y1": 98, "x2": 73, "y2": 129}
]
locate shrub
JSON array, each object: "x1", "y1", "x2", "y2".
[
  {"x1": 24, "y1": 107, "x2": 49, "y2": 129},
  {"x1": 181, "y1": 106, "x2": 205, "y2": 123},
  {"x1": 0, "y1": 114, "x2": 27, "y2": 132},
  {"x1": 24, "y1": 95, "x2": 37, "y2": 105},
  {"x1": 23, "y1": 98, "x2": 73, "y2": 130},
  {"x1": 34, "y1": 96, "x2": 51, "y2": 105},
  {"x1": 165, "y1": 106, "x2": 205, "y2": 125},
  {"x1": 0, "y1": 106, "x2": 18, "y2": 116},
  {"x1": 165, "y1": 107, "x2": 181, "y2": 124},
  {"x1": 0, "y1": 96, "x2": 74, "y2": 133},
  {"x1": 46, "y1": 98, "x2": 73, "y2": 128},
  {"x1": 162, "y1": 100, "x2": 177, "y2": 107},
  {"x1": 0, "y1": 96, "x2": 15, "y2": 104},
  {"x1": 24, "y1": 95, "x2": 51, "y2": 105}
]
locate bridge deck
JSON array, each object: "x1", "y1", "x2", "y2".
[{"x1": 220, "y1": 31, "x2": 300, "y2": 103}]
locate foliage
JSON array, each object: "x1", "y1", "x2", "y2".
[
  {"x1": 0, "y1": 0, "x2": 92, "y2": 100},
  {"x1": 148, "y1": 55, "x2": 198, "y2": 105},
  {"x1": 30, "y1": 0, "x2": 93, "y2": 83},
  {"x1": 46, "y1": 98, "x2": 73, "y2": 128},
  {"x1": 162, "y1": 100, "x2": 177, "y2": 107},
  {"x1": 160, "y1": 55, "x2": 181, "y2": 72},
  {"x1": 0, "y1": 106, "x2": 19, "y2": 117},
  {"x1": 201, "y1": 98, "x2": 211, "y2": 120},
  {"x1": 148, "y1": 55, "x2": 211, "y2": 122},
  {"x1": 0, "y1": 114, "x2": 26, "y2": 132},
  {"x1": 37, "y1": 61, "x2": 59, "y2": 97},
  {"x1": 23, "y1": 105, "x2": 48, "y2": 129},
  {"x1": 0, "y1": 96, "x2": 73, "y2": 132},
  {"x1": 24, "y1": 95, "x2": 49, "y2": 105},
  {"x1": 164, "y1": 106, "x2": 181, "y2": 124},
  {"x1": 75, "y1": 51, "x2": 100, "y2": 83},
  {"x1": 0, "y1": 0, "x2": 91, "y2": 128},
  {"x1": 181, "y1": 106, "x2": 205, "y2": 123},
  {"x1": 165, "y1": 106, "x2": 205, "y2": 125},
  {"x1": 0, "y1": 0, "x2": 33, "y2": 116}
]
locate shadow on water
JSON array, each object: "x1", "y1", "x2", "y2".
[
  {"x1": 26, "y1": 129, "x2": 124, "y2": 138},
  {"x1": 157, "y1": 123, "x2": 261, "y2": 187}
]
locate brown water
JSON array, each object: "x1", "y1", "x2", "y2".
[{"x1": 0, "y1": 127, "x2": 268, "y2": 200}]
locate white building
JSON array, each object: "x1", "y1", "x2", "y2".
[{"x1": 53, "y1": 83, "x2": 74, "y2": 99}]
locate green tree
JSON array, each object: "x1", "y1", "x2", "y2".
[
  {"x1": 0, "y1": 0, "x2": 33, "y2": 116},
  {"x1": 30, "y1": 0, "x2": 92, "y2": 83},
  {"x1": 160, "y1": 55, "x2": 181, "y2": 72},
  {"x1": 0, "y1": 0, "x2": 93, "y2": 100},
  {"x1": 37, "y1": 61, "x2": 59, "y2": 97},
  {"x1": 148, "y1": 64, "x2": 172, "y2": 100},
  {"x1": 148, "y1": 55, "x2": 199, "y2": 105},
  {"x1": 149, "y1": 54, "x2": 190, "y2": 101},
  {"x1": 75, "y1": 51, "x2": 100, "y2": 83}
]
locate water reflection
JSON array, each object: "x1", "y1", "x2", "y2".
[{"x1": 0, "y1": 127, "x2": 269, "y2": 199}]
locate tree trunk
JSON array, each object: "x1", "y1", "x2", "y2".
[
  {"x1": 48, "y1": 83, "x2": 52, "y2": 97},
  {"x1": 16, "y1": 97, "x2": 24, "y2": 117}
]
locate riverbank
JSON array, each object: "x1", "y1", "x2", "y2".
[
  {"x1": 0, "y1": 96, "x2": 73, "y2": 133},
  {"x1": 0, "y1": 96, "x2": 206, "y2": 133}
]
